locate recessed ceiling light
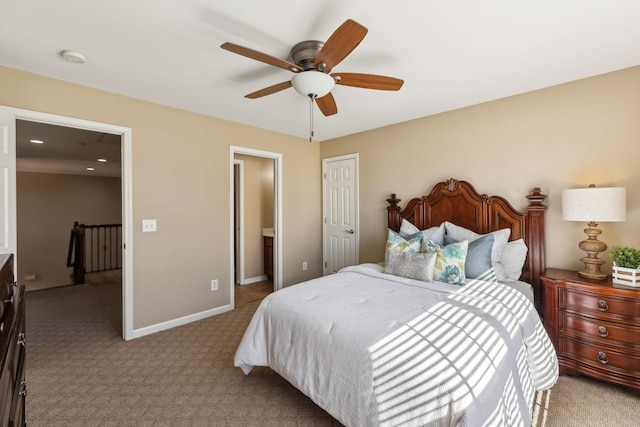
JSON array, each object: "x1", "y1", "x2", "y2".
[
  {"x1": 60, "y1": 50, "x2": 87, "y2": 64},
  {"x1": 97, "y1": 158, "x2": 107, "y2": 162},
  {"x1": 30, "y1": 139, "x2": 44, "y2": 144},
  {"x1": 86, "y1": 167, "x2": 95, "y2": 171}
]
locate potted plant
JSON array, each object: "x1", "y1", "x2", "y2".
[{"x1": 609, "y1": 246, "x2": 640, "y2": 287}]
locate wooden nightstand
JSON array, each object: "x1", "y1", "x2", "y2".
[{"x1": 542, "y1": 269, "x2": 640, "y2": 395}]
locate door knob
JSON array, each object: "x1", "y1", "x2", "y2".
[{"x1": 345, "y1": 229, "x2": 354, "y2": 234}]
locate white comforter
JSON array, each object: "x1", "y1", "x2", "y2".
[{"x1": 235, "y1": 263, "x2": 558, "y2": 427}]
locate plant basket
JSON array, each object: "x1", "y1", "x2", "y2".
[{"x1": 612, "y1": 263, "x2": 640, "y2": 287}]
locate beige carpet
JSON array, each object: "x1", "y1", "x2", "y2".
[{"x1": 25, "y1": 275, "x2": 640, "y2": 426}]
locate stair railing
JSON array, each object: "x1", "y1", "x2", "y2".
[{"x1": 67, "y1": 221, "x2": 122, "y2": 284}]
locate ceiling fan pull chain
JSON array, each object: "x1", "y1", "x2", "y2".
[{"x1": 308, "y1": 94, "x2": 316, "y2": 142}]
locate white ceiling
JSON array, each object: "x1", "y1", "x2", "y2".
[
  {"x1": 2, "y1": 1, "x2": 640, "y2": 143},
  {"x1": 16, "y1": 120, "x2": 122, "y2": 177}
]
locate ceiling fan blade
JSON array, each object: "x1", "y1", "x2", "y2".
[
  {"x1": 314, "y1": 19, "x2": 368, "y2": 72},
  {"x1": 245, "y1": 81, "x2": 292, "y2": 99},
  {"x1": 316, "y1": 92, "x2": 338, "y2": 116},
  {"x1": 221, "y1": 42, "x2": 303, "y2": 73},
  {"x1": 332, "y1": 73, "x2": 404, "y2": 91}
]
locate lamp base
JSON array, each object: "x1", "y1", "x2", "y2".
[
  {"x1": 577, "y1": 221, "x2": 608, "y2": 281},
  {"x1": 578, "y1": 265, "x2": 607, "y2": 280}
]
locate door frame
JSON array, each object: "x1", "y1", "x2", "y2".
[
  {"x1": 2, "y1": 106, "x2": 134, "y2": 340},
  {"x1": 229, "y1": 146, "x2": 282, "y2": 303},
  {"x1": 233, "y1": 159, "x2": 245, "y2": 285},
  {"x1": 322, "y1": 153, "x2": 359, "y2": 275}
]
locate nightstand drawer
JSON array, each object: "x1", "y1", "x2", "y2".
[
  {"x1": 559, "y1": 287, "x2": 640, "y2": 318},
  {"x1": 560, "y1": 312, "x2": 640, "y2": 346},
  {"x1": 559, "y1": 337, "x2": 640, "y2": 378}
]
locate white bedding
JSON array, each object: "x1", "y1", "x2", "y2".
[
  {"x1": 235, "y1": 263, "x2": 558, "y2": 427},
  {"x1": 497, "y1": 279, "x2": 533, "y2": 303}
]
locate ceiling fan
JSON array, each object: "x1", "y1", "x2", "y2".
[{"x1": 220, "y1": 19, "x2": 404, "y2": 118}]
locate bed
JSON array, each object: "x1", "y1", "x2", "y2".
[{"x1": 235, "y1": 178, "x2": 558, "y2": 427}]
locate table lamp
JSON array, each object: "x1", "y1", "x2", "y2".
[{"x1": 562, "y1": 185, "x2": 626, "y2": 280}]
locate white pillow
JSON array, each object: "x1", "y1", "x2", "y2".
[
  {"x1": 501, "y1": 239, "x2": 528, "y2": 282},
  {"x1": 400, "y1": 219, "x2": 445, "y2": 245},
  {"x1": 444, "y1": 221, "x2": 511, "y2": 281}
]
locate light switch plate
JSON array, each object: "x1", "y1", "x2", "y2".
[{"x1": 142, "y1": 219, "x2": 157, "y2": 232}]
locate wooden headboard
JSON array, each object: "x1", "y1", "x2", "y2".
[{"x1": 386, "y1": 178, "x2": 547, "y2": 314}]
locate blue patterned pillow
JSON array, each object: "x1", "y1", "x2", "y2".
[
  {"x1": 433, "y1": 240, "x2": 468, "y2": 285},
  {"x1": 421, "y1": 238, "x2": 442, "y2": 253},
  {"x1": 385, "y1": 229, "x2": 423, "y2": 262}
]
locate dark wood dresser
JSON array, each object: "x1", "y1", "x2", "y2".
[
  {"x1": 542, "y1": 268, "x2": 640, "y2": 395},
  {"x1": 0, "y1": 254, "x2": 26, "y2": 426},
  {"x1": 264, "y1": 236, "x2": 273, "y2": 280}
]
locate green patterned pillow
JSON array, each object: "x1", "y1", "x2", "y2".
[
  {"x1": 421, "y1": 238, "x2": 442, "y2": 253},
  {"x1": 385, "y1": 229, "x2": 423, "y2": 262},
  {"x1": 433, "y1": 240, "x2": 468, "y2": 285}
]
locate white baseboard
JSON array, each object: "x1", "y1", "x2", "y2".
[
  {"x1": 241, "y1": 274, "x2": 268, "y2": 285},
  {"x1": 129, "y1": 304, "x2": 232, "y2": 340}
]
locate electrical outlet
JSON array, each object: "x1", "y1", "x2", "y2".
[
  {"x1": 303, "y1": 261, "x2": 308, "y2": 271},
  {"x1": 142, "y1": 219, "x2": 157, "y2": 232},
  {"x1": 211, "y1": 279, "x2": 218, "y2": 291}
]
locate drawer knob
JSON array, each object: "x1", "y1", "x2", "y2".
[
  {"x1": 597, "y1": 299, "x2": 609, "y2": 311},
  {"x1": 17, "y1": 332, "x2": 26, "y2": 346},
  {"x1": 597, "y1": 351, "x2": 609, "y2": 365},
  {"x1": 597, "y1": 326, "x2": 609, "y2": 338}
]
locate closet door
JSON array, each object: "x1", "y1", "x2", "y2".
[{"x1": 323, "y1": 154, "x2": 358, "y2": 275}]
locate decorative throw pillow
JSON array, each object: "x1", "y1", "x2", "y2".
[
  {"x1": 444, "y1": 234, "x2": 496, "y2": 281},
  {"x1": 384, "y1": 250, "x2": 437, "y2": 282},
  {"x1": 421, "y1": 238, "x2": 442, "y2": 253},
  {"x1": 444, "y1": 222, "x2": 511, "y2": 281},
  {"x1": 433, "y1": 239, "x2": 468, "y2": 285},
  {"x1": 385, "y1": 229, "x2": 423, "y2": 262},
  {"x1": 400, "y1": 219, "x2": 445, "y2": 245},
  {"x1": 501, "y1": 239, "x2": 528, "y2": 282}
]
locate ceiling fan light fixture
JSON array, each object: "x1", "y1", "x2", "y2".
[{"x1": 291, "y1": 71, "x2": 335, "y2": 98}]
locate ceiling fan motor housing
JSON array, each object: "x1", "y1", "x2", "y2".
[{"x1": 290, "y1": 40, "x2": 325, "y2": 71}]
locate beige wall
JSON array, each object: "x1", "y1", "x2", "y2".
[
  {"x1": 235, "y1": 154, "x2": 274, "y2": 280},
  {"x1": 321, "y1": 66, "x2": 640, "y2": 273},
  {"x1": 17, "y1": 172, "x2": 122, "y2": 291},
  {"x1": 3, "y1": 64, "x2": 638, "y2": 332},
  {"x1": 0, "y1": 66, "x2": 322, "y2": 330}
]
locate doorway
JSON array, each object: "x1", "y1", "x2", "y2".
[
  {"x1": 1, "y1": 106, "x2": 134, "y2": 340},
  {"x1": 16, "y1": 120, "x2": 122, "y2": 292},
  {"x1": 229, "y1": 146, "x2": 282, "y2": 307}
]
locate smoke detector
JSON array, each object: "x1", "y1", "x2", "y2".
[{"x1": 60, "y1": 50, "x2": 87, "y2": 64}]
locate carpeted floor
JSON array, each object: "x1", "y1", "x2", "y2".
[{"x1": 25, "y1": 275, "x2": 640, "y2": 426}]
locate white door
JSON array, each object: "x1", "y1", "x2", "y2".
[
  {"x1": 0, "y1": 109, "x2": 17, "y2": 257},
  {"x1": 323, "y1": 154, "x2": 358, "y2": 275}
]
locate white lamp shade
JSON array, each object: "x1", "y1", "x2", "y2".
[
  {"x1": 291, "y1": 71, "x2": 335, "y2": 98},
  {"x1": 562, "y1": 187, "x2": 626, "y2": 222}
]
